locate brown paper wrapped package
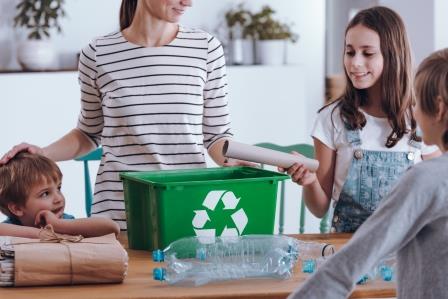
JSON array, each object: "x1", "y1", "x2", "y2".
[{"x1": 11, "y1": 233, "x2": 128, "y2": 286}]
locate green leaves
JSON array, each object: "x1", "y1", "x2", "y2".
[
  {"x1": 250, "y1": 6, "x2": 298, "y2": 42},
  {"x1": 13, "y1": 0, "x2": 66, "y2": 40},
  {"x1": 225, "y1": 4, "x2": 299, "y2": 42}
]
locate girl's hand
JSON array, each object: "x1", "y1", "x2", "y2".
[
  {"x1": 35, "y1": 210, "x2": 61, "y2": 228},
  {"x1": 223, "y1": 158, "x2": 259, "y2": 168},
  {"x1": 0, "y1": 143, "x2": 44, "y2": 165},
  {"x1": 279, "y1": 151, "x2": 317, "y2": 186}
]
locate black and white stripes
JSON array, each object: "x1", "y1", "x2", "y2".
[{"x1": 76, "y1": 26, "x2": 232, "y2": 230}]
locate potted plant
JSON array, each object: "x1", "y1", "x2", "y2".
[
  {"x1": 249, "y1": 6, "x2": 298, "y2": 65},
  {"x1": 225, "y1": 4, "x2": 255, "y2": 65},
  {"x1": 14, "y1": 0, "x2": 66, "y2": 70}
]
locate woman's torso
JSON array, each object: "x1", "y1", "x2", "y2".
[{"x1": 77, "y1": 27, "x2": 230, "y2": 229}]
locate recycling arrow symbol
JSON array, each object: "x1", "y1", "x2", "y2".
[{"x1": 192, "y1": 190, "x2": 248, "y2": 237}]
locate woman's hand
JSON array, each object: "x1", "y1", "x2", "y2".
[
  {"x1": 0, "y1": 142, "x2": 44, "y2": 165},
  {"x1": 279, "y1": 151, "x2": 317, "y2": 186}
]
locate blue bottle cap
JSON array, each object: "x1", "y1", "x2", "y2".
[
  {"x1": 196, "y1": 247, "x2": 207, "y2": 261},
  {"x1": 153, "y1": 268, "x2": 166, "y2": 281},
  {"x1": 152, "y1": 249, "x2": 164, "y2": 262},
  {"x1": 302, "y1": 259, "x2": 316, "y2": 273},
  {"x1": 380, "y1": 265, "x2": 393, "y2": 281}
]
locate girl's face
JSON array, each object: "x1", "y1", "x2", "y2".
[
  {"x1": 344, "y1": 24, "x2": 384, "y2": 90},
  {"x1": 143, "y1": 0, "x2": 192, "y2": 23}
]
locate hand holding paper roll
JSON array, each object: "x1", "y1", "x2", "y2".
[{"x1": 222, "y1": 140, "x2": 319, "y2": 172}]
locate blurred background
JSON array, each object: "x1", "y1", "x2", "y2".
[{"x1": 0, "y1": 0, "x2": 447, "y2": 231}]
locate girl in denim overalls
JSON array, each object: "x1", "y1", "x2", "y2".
[{"x1": 285, "y1": 7, "x2": 440, "y2": 233}]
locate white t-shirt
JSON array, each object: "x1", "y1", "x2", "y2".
[{"x1": 311, "y1": 101, "x2": 438, "y2": 202}]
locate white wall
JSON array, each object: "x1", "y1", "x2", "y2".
[
  {"x1": 434, "y1": 0, "x2": 448, "y2": 51},
  {"x1": 379, "y1": 0, "x2": 435, "y2": 65},
  {"x1": 0, "y1": 73, "x2": 87, "y2": 222}
]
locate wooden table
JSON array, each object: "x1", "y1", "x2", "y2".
[{"x1": 0, "y1": 234, "x2": 396, "y2": 299}]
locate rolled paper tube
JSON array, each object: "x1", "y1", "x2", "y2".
[{"x1": 223, "y1": 140, "x2": 319, "y2": 172}]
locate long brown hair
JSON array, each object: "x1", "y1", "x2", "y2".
[
  {"x1": 335, "y1": 6, "x2": 419, "y2": 147},
  {"x1": 120, "y1": 0, "x2": 138, "y2": 30},
  {"x1": 415, "y1": 48, "x2": 448, "y2": 150}
]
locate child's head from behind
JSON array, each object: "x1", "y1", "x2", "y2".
[
  {"x1": 340, "y1": 6, "x2": 416, "y2": 147},
  {"x1": 414, "y1": 48, "x2": 448, "y2": 151},
  {"x1": 0, "y1": 152, "x2": 65, "y2": 226}
]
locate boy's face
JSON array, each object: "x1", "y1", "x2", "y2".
[{"x1": 13, "y1": 178, "x2": 65, "y2": 227}]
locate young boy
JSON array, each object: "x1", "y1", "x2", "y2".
[{"x1": 0, "y1": 152, "x2": 120, "y2": 238}]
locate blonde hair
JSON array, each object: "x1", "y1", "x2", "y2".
[
  {"x1": 0, "y1": 153, "x2": 62, "y2": 218},
  {"x1": 415, "y1": 48, "x2": 448, "y2": 150}
]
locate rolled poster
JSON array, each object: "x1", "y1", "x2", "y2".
[{"x1": 223, "y1": 140, "x2": 319, "y2": 172}]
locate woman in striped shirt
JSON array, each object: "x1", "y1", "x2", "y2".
[{"x1": 1, "y1": 0, "x2": 247, "y2": 231}]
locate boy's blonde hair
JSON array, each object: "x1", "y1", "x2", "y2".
[
  {"x1": 415, "y1": 48, "x2": 448, "y2": 150},
  {"x1": 0, "y1": 152, "x2": 62, "y2": 218}
]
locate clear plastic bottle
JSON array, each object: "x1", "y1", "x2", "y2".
[{"x1": 152, "y1": 235, "x2": 335, "y2": 286}]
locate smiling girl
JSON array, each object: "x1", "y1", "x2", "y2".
[
  {"x1": 288, "y1": 47, "x2": 448, "y2": 299},
  {"x1": 285, "y1": 6, "x2": 440, "y2": 232}
]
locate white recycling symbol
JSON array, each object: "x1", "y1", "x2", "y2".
[{"x1": 192, "y1": 190, "x2": 248, "y2": 237}]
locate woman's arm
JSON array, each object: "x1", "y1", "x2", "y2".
[
  {"x1": 208, "y1": 139, "x2": 227, "y2": 166},
  {"x1": 208, "y1": 139, "x2": 257, "y2": 167},
  {"x1": 0, "y1": 129, "x2": 95, "y2": 165},
  {"x1": 42, "y1": 128, "x2": 96, "y2": 161}
]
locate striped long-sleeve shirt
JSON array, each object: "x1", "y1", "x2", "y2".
[{"x1": 76, "y1": 26, "x2": 233, "y2": 230}]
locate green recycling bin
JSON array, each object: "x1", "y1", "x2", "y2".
[{"x1": 120, "y1": 166, "x2": 289, "y2": 251}]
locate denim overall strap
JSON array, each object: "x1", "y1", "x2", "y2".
[{"x1": 331, "y1": 129, "x2": 415, "y2": 233}]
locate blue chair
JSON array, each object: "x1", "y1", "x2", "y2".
[
  {"x1": 74, "y1": 147, "x2": 102, "y2": 217},
  {"x1": 255, "y1": 143, "x2": 329, "y2": 234}
]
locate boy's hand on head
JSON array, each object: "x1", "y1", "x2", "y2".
[
  {"x1": 0, "y1": 143, "x2": 44, "y2": 165},
  {"x1": 34, "y1": 210, "x2": 60, "y2": 228}
]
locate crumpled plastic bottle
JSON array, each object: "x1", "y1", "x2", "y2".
[{"x1": 152, "y1": 234, "x2": 335, "y2": 286}]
